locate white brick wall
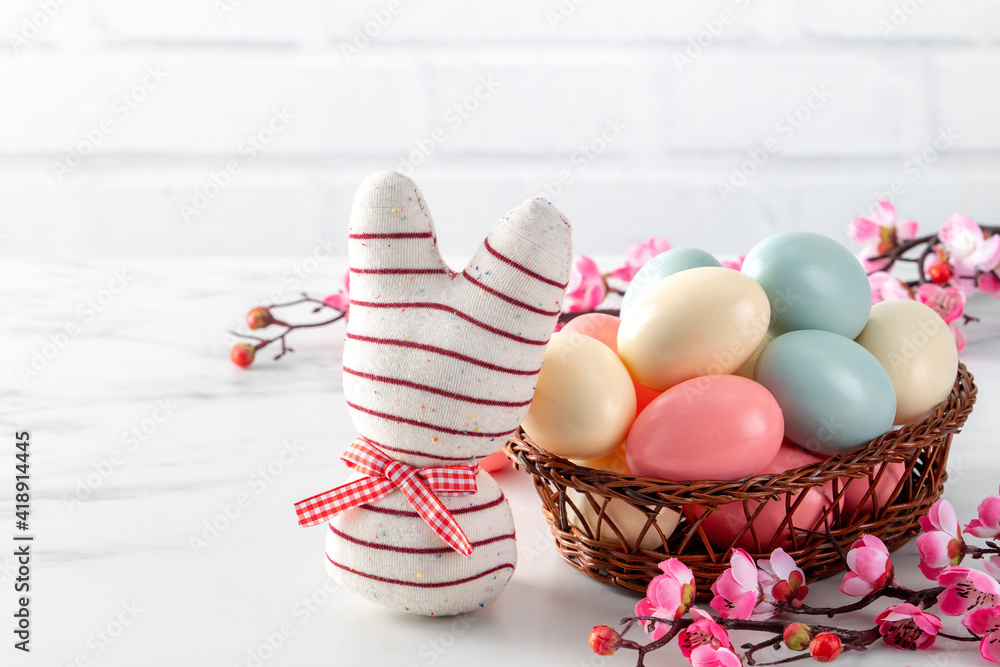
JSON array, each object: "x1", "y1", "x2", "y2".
[{"x1": 1, "y1": 0, "x2": 998, "y2": 258}]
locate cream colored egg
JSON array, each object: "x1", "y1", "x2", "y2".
[
  {"x1": 618, "y1": 267, "x2": 771, "y2": 391},
  {"x1": 521, "y1": 332, "x2": 636, "y2": 460},
  {"x1": 565, "y1": 489, "x2": 680, "y2": 551},
  {"x1": 734, "y1": 336, "x2": 771, "y2": 380},
  {"x1": 855, "y1": 299, "x2": 958, "y2": 425}
]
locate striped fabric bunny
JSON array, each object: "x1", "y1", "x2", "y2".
[{"x1": 307, "y1": 171, "x2": 572, "y2": 616}]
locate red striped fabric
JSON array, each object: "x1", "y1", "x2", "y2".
[
  {"x1": 345, "y1": 333, "x2": 541, "y2": 376},
  {"x1": 342, "y1": 366, "x2": 532, "y2": 407},
  {"x1": 327, "y1": 555, "x2": 515, "y2": 588},
  {"x1": 329, "y1": 525, "x2": 515, "y2": 554},
  {"x1": 346, "y1": 401, "x2": 518, "y2": 439},
  {"x1": 357, "y1": 492, "x2": 507, "y2": 518},
  {"x1": 483, "y1": 237, "x2": 568, "y2": 288},
  {"x1": 350, "y1": 299, "x2": 550, "y2": 346},
  {"x1": 348, "y1": 232, "x2": 433, "y2": 240},
  {"x1": 461, "y1": 269, "x2": 561, "y2": 316}
]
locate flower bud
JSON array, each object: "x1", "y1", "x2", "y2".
[
  {"x1": 589, "y1": 625, "x2": 623, "y2": 657},
  {"x1": 231, "y1": 343, "x2": 256, "y2": 368},
  {"x1": 809, "y1": 632, "x2": 843, "y2": 663},
  {"x1": 783, "y1": 623, "x2": 813, "y2": 651},
  {"x1": 246, "y1": 306, "x2": 274, "y2": 330}
]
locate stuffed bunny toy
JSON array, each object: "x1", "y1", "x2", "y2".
[{"x1": 295, "y1": 171, "x2": 572, "y2": 616}]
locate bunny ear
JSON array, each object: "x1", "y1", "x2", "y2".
[
  {"x1": 460, "y1": 198, "x2": 572, "y2": 339},
  {"x1": 348, "y1": 172, "x2": 451, "y2": 300}
]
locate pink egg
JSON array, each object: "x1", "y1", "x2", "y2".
[
  {"x1": 841, "y1": 461, "x2": 906, "y2": 519},
  {"x1": 478, "y1": 449, "x2": 510, "y2": 473},
  {"x1": 690, "y1": 443, "x2": 837, "y2": 552},
  {"x1": 560, "y1": 313, "x2": 621, "y2": 353},
  {"x1": 626, "y1": 375, "x2": 783, "y2": 482}
]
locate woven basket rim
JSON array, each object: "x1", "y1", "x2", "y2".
[{"x1": 506, "y1": 362, "x2": 976, "y2": 508}]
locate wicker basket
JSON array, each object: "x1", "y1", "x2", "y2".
[{"x1": 504, "y1": 363, "x2": 976, "y2": 600}]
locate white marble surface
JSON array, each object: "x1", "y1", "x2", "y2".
[{"x1": 3, "y1": 257, "x2": 1000, "y2": 667}]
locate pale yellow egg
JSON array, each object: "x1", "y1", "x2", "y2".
[
  {"x1": 521, "y1": 332, "x2": 636, "y2": 460},
  {"x1": 855, "y1": 300, "x2": 958, "y2": 425},
  {"x1": 617, "y1": 267, "x2": 770, "y2": 391}
]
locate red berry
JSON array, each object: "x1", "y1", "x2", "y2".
[
  {"x1": 230, "y1": 343, "x2": 256, "y2": 368},
  {"x1": 809, "y1": 632, "x2": 843, "y2": 663},
  {"x1": 589, "y1": 625, "x2": 622, "y2": 657},
  {"x1": 246, "y1": 306, "x2": 274, "y2": 330},
  {"x1": 927, "y1": 261, "x2": 953, "y2": 285}
]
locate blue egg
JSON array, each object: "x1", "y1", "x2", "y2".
[
  {"x1": 620, "y1": 248, "x2": 721, "y2": 317},
  {"x1": 741, "y1": 231, "x2": 871, "y2": 339},
  {"x1": 754, "y1": 330, "x2": 896, "y2": 456}
]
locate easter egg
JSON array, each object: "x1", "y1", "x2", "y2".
[
  {"x1": 569, "y1": 445, "x2": 681, "y2": 550},
  {"x1": 618, "y1": 267, "x2": 770, "y2": 391},
  {"x1": 733, "y1": 336, "x2": 770, "y2": 380},
  {"x1": 478, "y1": 449, "x2": 510, "y2": 473},
  {"x1": 742, "y1": 231, "x2": 871, "y2": 339},
  {"x1": 691, "y1": 443, "x2": 836, "y2": 551},
  {"x1": 521, "y1": 332, "x2": 636, "y2": 460},
  {"x1": 560, "y1": 313, "x2": 621, "y2": 353},
  {"x1": 625, "y1": 375, "x2": 783, "y2": 481},
  {"x1": 620, "y1": 248, "x2": 721, "y2": 318},
  {"x1": 633, "y1": 381, "x2": 661, "y2": 416},
  {"x1": 754, "y1": 330, "x2": 896, "y2": 456},
  {"x1": 841, "y1": 460, "x2": 907, "y2": 519},
  {"x1": 855, "y1": 299, "x2": 958, "y2": 424},
  {"x1": 565, "y1": 489, "x2": 680, "y2": 551}
]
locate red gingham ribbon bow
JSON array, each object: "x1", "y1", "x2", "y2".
[{"x1": 294, "y1": 438, "x2": 479, "y2": 557}]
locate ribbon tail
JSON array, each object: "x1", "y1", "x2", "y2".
[
  {"x1": 399, "y1": 479, "x2": 474, "y2": 558},
  {"x1": 294, "y1": 477, "x2": 393, "y2": 527}
]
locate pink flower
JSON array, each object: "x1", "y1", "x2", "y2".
[
  {"x1": 966, "y1": 487, "x2": 1000, "y2": 539},
  {"x1": 915, "y1": 283, "x2": 966, "y2": 325},
  {"x1": 850, "y1": 200, "x2": 918, "y2": 271},
  {"x1": 711, "y1": 549, "x2": 770, "y2": 620},
  {"x1": 873, "y1": 603, "x2": 941, "y2": 650},
  {"x1": 916, "y1": 499, "x2": 965, "y2": 580},
  {"x1": 689, "y1": 644, "x2": 743, "y2": 667},
  {"x1": 938, "y1": 213, "x2": 1000, "y2": 295},
  {"x1": 565, "y1": 255, "x2": 607, "y2": 312},
  {"x1": 609, "y1": 237, "x2": 672, "y2": 281},
  {"x1": 636, "y1": 559, "x2": 696, "y2": 640},
  {"x1": 679, "y1": 608, "x2": 733, "y2": 658},
  {"x1": 963, "y1": 605, "x2": 1000, "y2": 662},
  {"x1": 721, "y1": 255, "x2": 745, "y2": 271},
  {"x1": 323, "y1": 268, "x2": 352, "y2": 313},
  {"x1": 937, "y1": 566, "x2": 1000, "y2": 616},
  {"x1": 986, "y1": 556, "x2": 1000, "y2": 581},
  {"x1": 980, "y1": 271, "x2": 1000, "y2": 296},
  {"x1": 839, "y1": 535, "x2": 894, "y2": 597},
  {"x1": 951, "y1": 321, "x2": 967, "y2": 354},
  {"x1": 868, "y1": 271, "x2": 912, "y2": 305},
  {"x1": 757, "y1": 548, "x2": 808, "y2": 608}
]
